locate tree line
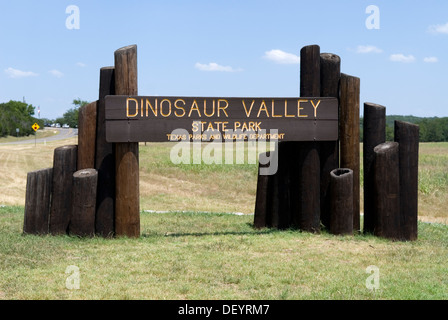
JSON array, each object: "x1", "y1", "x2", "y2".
[
  {"x1": 0, "y1": 100, "x2": 43, "y2": 137},
  {"x1": 360, "y1": 115, "x2": 448, "y2": 142}
]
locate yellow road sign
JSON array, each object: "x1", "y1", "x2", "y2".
[{"x1": 32, "y1": 123, "x2": 40, "y2": 131}]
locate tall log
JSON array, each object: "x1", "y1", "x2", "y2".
[
  {"x1": 77, "y1": 101, "x2": 98, "y2": 170},
  {"x1": 23, "y1": 168, "x2": 53, "y2": 235},
  {"x1": 69, "y1": 169, "x2": 98, "y2": 237},
  {"x1": 95, "y1": 66, "x2": 116, "y2": 237},
  {"x1": 363, "y1": 103, "x2": 386, "y2": 234},
  {"x1": 394, "y1": 121, "x2": 419, "y2": 241},
  {"x1": 114, "y1": 45, "x2": 140, "y2": 237},
  {"x1": 319, "y1": 53, "x2": 341, "y2": 229},
  {"x1": 373, "y1": 142, "x2": 400, "y2": 240},
  {"x1": 290, "y1": 44, "x2": 321, "y2": 232},
  {"x1": 49, "y1": 145, "x2": 77, "y2": 235},
  {"x1": 339, "y1": 73, "x2": 360, "y2": 232},
  {"x1": 330, "y1": 168, "x2": 353, "y2": 236}
]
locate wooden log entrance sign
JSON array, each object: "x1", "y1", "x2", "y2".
[{"x1": 104, "y1": 96, "x2": 339, "y2": 143}]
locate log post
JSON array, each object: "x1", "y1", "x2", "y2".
[
  {"x1": 77, "y1": 101, "x2": 98, "y2": 170},
  {"x1": 69, "y1": 169, "x2": 98, "y2": 237},
  {"x1": 363, "y1": 103, "x2": 386, "y2": 234},
  {"x1": 49, "y1": 145, "x2": 77, "y2": 235},
  {"x1": 373, "y1": 142, "x2": 400, "y2": 240},
  {"x1": 290, "y1": 44, "x2": 321, "y2": 232},
  {"x1": 319, "y1": 53, "x2": 341, "y2": 229},
  {"x1": 254, "y1": 152, "x2": 270, "y2": 229},
  {"x1": 266, "y1": 147, "x2": 280, "y2": 228},
  {"x1": 394, "y1": 121, "x2": 419, "y2": 241},
  {"x1": 23, "y1": 168, "x2": 53, "y2": 235},
  {"x1": 330, "y1": 168, "x2": 353, "y2": 236},
  {"x1": 95, "y1": 67, "x2": 116, "y2": 237},
  {"x1": 114, "y1": 45, "x2": 140, "y2": 237},
  {"x1": 339, "y1": 73, "x2": 360, "y2": 232}
]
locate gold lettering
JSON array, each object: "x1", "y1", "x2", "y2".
[
  {"x1": 204, "y1": 100, "x2": 215, "y2": 117},
  {"x1": 218, "y1": 99, "x2": 229, "y2": 117},
  {"x1": 126, "y1": 98, "x2": 138, "y2": 118},
  {"x1": 285, "y1": 100, "x2": 295, "y2": 117},
  {"x1": 192, "y1": 121, "x2": 199, "y2": 132},
  {"x1": 310, "y1": 100, "x2": 321, "y2": 118},
  {"x1": 141, "y1": 98, "x2": 144, "y2": 117},
  {"x1": 189, "y1": 100, "x2": 201, "y2": 117},
  {"x1": 234, "y1": 122, "x2": 241, "y2": 130},
  {"x1": 242, "y1": 100, "x2": 255, "y2": 117},
  {"x1": 257, "y1": 100, "x2": 270, "y2": 117},
  {"x1": 174, "y1": 99, "x2": 186, "y2": 117},
  {"x1": 271, "y1": 99, "x2": 281, "y2": 117},
  {"x1": 160, "y1": 99, "x2": 172, "y2": 117},
  {"x1": 146, "y1": 99, "x2": 158, "y2": 117},
  {"x1": 297, "y1": 99, "x2": 308, "y2": 118}
]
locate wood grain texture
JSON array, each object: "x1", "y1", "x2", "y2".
[
  {"x1": 373, "y1": 142, "x2": 400, "y2": 240},
  {"x1": 77, "y1": 101, "x2": 98, "y2": 170},
  {"x1": 49, "y1": 145, "x2": 77, "y2": 235},
  {"x1": 69, "y1": 169, "x2": 98, "y2": 237},
  {"x1": 330, "y1": 168, "x2": 353, "y2": 235},
  {"x1": 95, "y1": 67, "x2": 116, "y2": 237},
  {"x1": 339, "y1": 73, "x2": 360, "y2": 232},
  {"x1": 23, "y1": 168, "x2": 53, "y2": 235},
  {"x1": 395, "y1": 120, "x2": 419, "y2": 241},
  {"x1": 363, "y1": 102, "x2": 386, "y2": 234},
  {"x1": 319, "y1": 53, "x2": 341, "y2": 229},
  {"x1": 114, "y1": 45, "x2": 140, "y2": 238}
]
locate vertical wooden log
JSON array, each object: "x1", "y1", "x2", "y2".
[
  {"x1": 339, "y1": 73, "x2": 360, "y2": 232},
  {"x1": 292, "y1": 146, "x2": 321, "y2": 232},
  {"x1": 290, "y1": 44, "x2": 321, "y2": 232},
  {"x1": 319, "y1": 53, "x2": 341, "y2": 229},
  {"x1": 373, "y1": 142, "x2": 400, "y2": 240},
  {"x1": 363, "y1": 103, "x2": 386, "y2": 234},
  {"x1": 95, "y1": 67, "x2": 116, "y2": 237},
  {"x1": 77, "y1": 101, "x2": 98, "y2": 170},
  {"x1": 49, "y1": 145, "x2": 77, "y2": 235},
  {"x1": 114, "y1": 45, "x2": 140, "y2": 238},
  {"x1": 330, "y1": 168, "x2": 353, "y2": 236},
  {"x1": 69, "y1": 169, "x2": 98, "y2": 237},
  {"x1": 254, "y1": 152, "x2": 270, "y2": 229},
  {"x1": 394, "y1": 121, "x2": 419, "y2": 241},
  {"x1": 23, "y1": 168, "x2": 53, "y2": 234}
]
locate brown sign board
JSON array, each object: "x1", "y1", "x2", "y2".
[{"x1": 105, "y1": 95, "x2": 338, "y2": 142}]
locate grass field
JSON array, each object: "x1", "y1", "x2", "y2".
[{"x1": 0, "y1": 138, "x2": 447, "y2": 299}]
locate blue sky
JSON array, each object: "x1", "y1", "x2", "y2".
[{"x1": 1, "y1": 0, "x2": 447, "y2": 119}]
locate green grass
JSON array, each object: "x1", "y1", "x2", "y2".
[{"x1": 1, "y1": 206, "x2": 447, "y2": 300}]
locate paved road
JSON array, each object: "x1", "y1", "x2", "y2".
[{"x1": 0, "y1": 128, "x2": 78, "y2": 145}]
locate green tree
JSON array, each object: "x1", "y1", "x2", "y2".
[
  {"x1": 0, "y1": 100, "x2": 41, "y2": 137},
  {"x1": 58, "y1": 98, "x2": 89, "y2": 128}
]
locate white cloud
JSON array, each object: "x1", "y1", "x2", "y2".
[
  {"x1": 195, "y1": 62, "x2": 241, "y2": 72},
  {"x1": 76, "y1": 62, "x2": 86, "y2": 67},
  {"x1": 428, "y1": 22, "x2": 448, "y2": 34},
  {"x1": 423, "y1": 57, "x2": 438, "y2": 63},
  {"x1": 4, "y1": 67, "x2": 38, "y2": 79},
  {"x1": 389, "y1": 54, "x2": 416, "y2": 63},
  {"x1": 356, "y1": 45, "x2": 383, "y2": 54},
  {"x1": 48, "y1": 69, "x2": 64, "y2": 78},
  {"x1": 263, "y1": 49, "x2": 300, "y2": 64}
]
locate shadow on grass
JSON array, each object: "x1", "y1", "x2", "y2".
[{"x1": 141, "y1": 223, "x2": 282, "y2": 238}]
